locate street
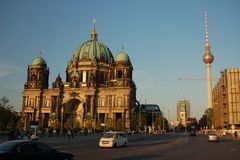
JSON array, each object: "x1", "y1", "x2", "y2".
[{"x1": 34, "y1": 133, "x2": 240, "y2": 160}]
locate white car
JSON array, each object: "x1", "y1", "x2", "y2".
[
  {"x1": 208, "y1": 132, "x2": 219, "y2": 142},
  {"x1": 99, "y1": 131, "x2": 128, "y2": 148}
]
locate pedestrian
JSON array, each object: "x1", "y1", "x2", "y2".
[
  {"x1": 71, "y1": 129, "x2": 74, "y2": 139},
  {"x1": 234, "y1": 131, "x2": 237, "y2": 139},
  {"x1": 8, "y1": 130, "x2": 14, "y2": 141},
  {"x1": 67, "y1": 129, "x2": 71, "y2": 139},
  {"x1": 26, "y1": 131, "x2": 31, "y2": 140}
]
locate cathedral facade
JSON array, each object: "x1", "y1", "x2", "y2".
[{"x1": 22, "y1": 23, "x2": 136, "y2": 131}]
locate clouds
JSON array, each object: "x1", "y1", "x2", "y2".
[
  {"x1": 0, "y1": 58, "x2": 25, "y2": 78},
  {"x1": 134, "y1": 69, "x2": 156, "y2": 90},
  {"x1": 0, "y1": 58, "x2": 25, "y2": 110},
  {"x1": 0, "y1": 65, "x2": 12, "y2": 78}
]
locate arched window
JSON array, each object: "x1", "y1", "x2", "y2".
[
  {"x1": 117, "y1": 70, "x2": 123, "y2": 78},
  {"x1": 72, "y1": 80, "x2": 77, "y2": 88},
  {"x1": 46, "y1": 99, "x2": 50, "y2": 107},
  {"x1": 117, "y1": 97, "x2": 123, "y2": 107},
  {"x1": 32, "y1": 73, "x2": 36, "y2": 81},
  {"x1": 100, "y1": 97, "x2": 106, "y2": 107},
  {"x1": 30, "y1": 98, "x2": 35, "y2": 107},
  {"x1": 101, "y1": 71, "x2": 104, "y2": 84}
]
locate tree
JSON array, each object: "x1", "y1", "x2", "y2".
[
  {"x1": 16, "y1": 118, "x2": 24, "y2": 131},
  {"x1": 205, "y1": 108, "x2": 213, "y2": 129},
  {"x1": 96, "y1": 119, "x2": 103, "y2": 132},
  {"x1": 130, "y1": 111, "x2": 138, "y2": 131},
  {"x1": 115, "y1": 119, "x2": 124, "y2": 131},
  {"x1": 0, "y1": 96, "x2": 18, "y2": 130}
]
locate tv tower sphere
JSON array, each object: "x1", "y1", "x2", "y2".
[{"x1": 203, "y1": 50, "x2": 214, "y2": 64}]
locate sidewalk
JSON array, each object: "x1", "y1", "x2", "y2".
[{"x1": 0, "y1": 134, "x2": 102, "y2": 144}]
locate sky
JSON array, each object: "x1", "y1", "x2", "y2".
[{"x1": 0, "y1": 0, "x2": 240, "y2": 121}]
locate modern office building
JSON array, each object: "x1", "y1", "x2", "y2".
[
  {"x1": 22, "y1": 21, "x2": 136, "y2": 131},
  {"x1": 141, "y1": 104, "x2": 161, "y2": 126},
  {"x1": 176, "y1": 99, "x2": 191, "y2": 127},
  {"x1": 212, "y1": 68, "x2": 240, "y2": 130}
]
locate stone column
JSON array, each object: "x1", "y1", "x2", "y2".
[
  {"x1": 125, "y1": 95, "x2": 130, "y2": 129},
  {"x1": 91, "y1": 96, "x2": 94, "y2": 118}
]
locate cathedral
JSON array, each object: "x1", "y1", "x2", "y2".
[{"x1": 22, "y1": 22, "x2": 136, "y2": 131}]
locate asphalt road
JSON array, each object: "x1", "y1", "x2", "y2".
[
  {"x1": 2, "y1": 133, "x2": 240, "y2": 160},
  {"x1": 35, "y1": 133, "x2": 239, "y2": 160},
  {"x1": 54, "y1": 133, "x2": 187, "y2": 160}
]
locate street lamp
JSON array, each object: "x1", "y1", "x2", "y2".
[
  {"x1": 131, "y1": 108, "x2": 134, "y2": 131},
  {"x1": 93, "y1": 114, "x2": 96, "y2": 133},
  {"x1": 144, "y1": 99, "x2": 147, "y2": 132},
  {"x1": 162, "y1": 106, "x2": 165, "y2": 132},
  {"x1": 152, "y1": 107, "x2": 154, "y2": 133},
  {"x1": 60, "y1": 105, "x2": 64, "y2": 134},
  {"x1": 86, "y1": 112, "x2": 91, "y2": 133},
  {"x1": 124, "y1": 108, "x2": 127, "y2": 130},
  {"x1": 138, "y1": 99, "x2": 142, "y2": 132},
  {"x1": 104, "y1": 95, "x2": 107, "y2": 132}
]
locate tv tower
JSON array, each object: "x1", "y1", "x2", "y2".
[{"x1": 202, "y1": 11, "x2": 214, "y2": 109}]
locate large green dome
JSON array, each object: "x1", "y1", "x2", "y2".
[
  {"x1": 31, "y1": 55, "x2": 47, "y2": 67},
  {"x1": 69, "y1": 21, "x2": 114, "y2": 65},
  {"x1": 70, "y1": 39, "x2": 114, "y2": 64}
]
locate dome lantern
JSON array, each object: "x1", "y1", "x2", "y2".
[{"x1": 91, "y1": 19, "x2": 98, "y2": 40}]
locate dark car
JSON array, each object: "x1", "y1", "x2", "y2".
[{"x1": 0, "y1": 140, "x2": 73, "y2": 160}]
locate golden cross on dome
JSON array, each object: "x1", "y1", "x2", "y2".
[
  {"x1": 121, "y1": 46, "x2": 124, "y2": 51},
  {"x1": 38, "y1": 51, "x2": 42, "y2": 57},
  {"x1": 91, "y1": 19, "x2": 98, "y2": 40}
]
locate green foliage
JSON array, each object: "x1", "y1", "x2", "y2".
[
  {"x1": 96, "y1": 120, "x2": 103, "y2": 131},
  {"x1": 154, "y1": 116, "x2": 161, "y2": 130},
  {"x1": 16, "y1": 118, "x2": 24, "y2": 131},
  {"x1": 131, "y1": 112, "x2": 138, "y2": 130},
  {"x1": 205, "y1": 108, "x2": 213, "y2": 129},
  {"x1": 0, "y1": 96, "x2": 19, "y2": 130},
  {"x1": 115, "y1": 119, "x2": 124, "y2": 131},
  {"x1": 132, "y1": 107, "x2": 147, "y2": 131},
  {"x1": 64, "y1": 119, "x2": 72, "y2": 129}
]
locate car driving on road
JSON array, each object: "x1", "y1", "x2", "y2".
[
  {"x1": 208, "y1": 132, "x2": 219, "y2": 142},
  {"x1": 99, "y1": 131, "x2": 128, "y2": 148}
]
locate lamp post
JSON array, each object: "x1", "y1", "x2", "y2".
[
  {"x1": 131, "y1": 108, "x2": 134, "y2": 131},
  {"x1": 86, "y1": 112, "x2": 91, "y2": 133},
  {"x1": 23, "y1": 113, "x2": 27, "y2": 132},
  {"x1": 152, "y1": 107, "x2": 154, "y2": 133},
  {"x1": 124, "y1": 108, "x2": 127, "y2": 130},
  {"x1": 94, "y1": 114, "x2": 96, "y2": 133},
  {"x1": 158, "y1": 109, "x2": 160, "y2": 133},
  {"x1": 162, "y1": 106, "x2": 165, "y2": 132},
  {"x1": 60, "y1": 106, "x2": 64, "y2": 134},
  {"x1": 104, "y1": 95, "x2": 107, "y2": 132},
  {"x1": 144, "y1": 99, "x2": 147, "y2": 132},
  {"x1": 138, "y1": 99, "x2": 141, "y2": 132}
]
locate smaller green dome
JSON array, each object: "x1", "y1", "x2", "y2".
[
  {"x1": 115, "y1": 51, "x2": 130, "y2": 62},
  {"x1": 31, "y1": 56, "x2": 47, "y2": 66}
]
